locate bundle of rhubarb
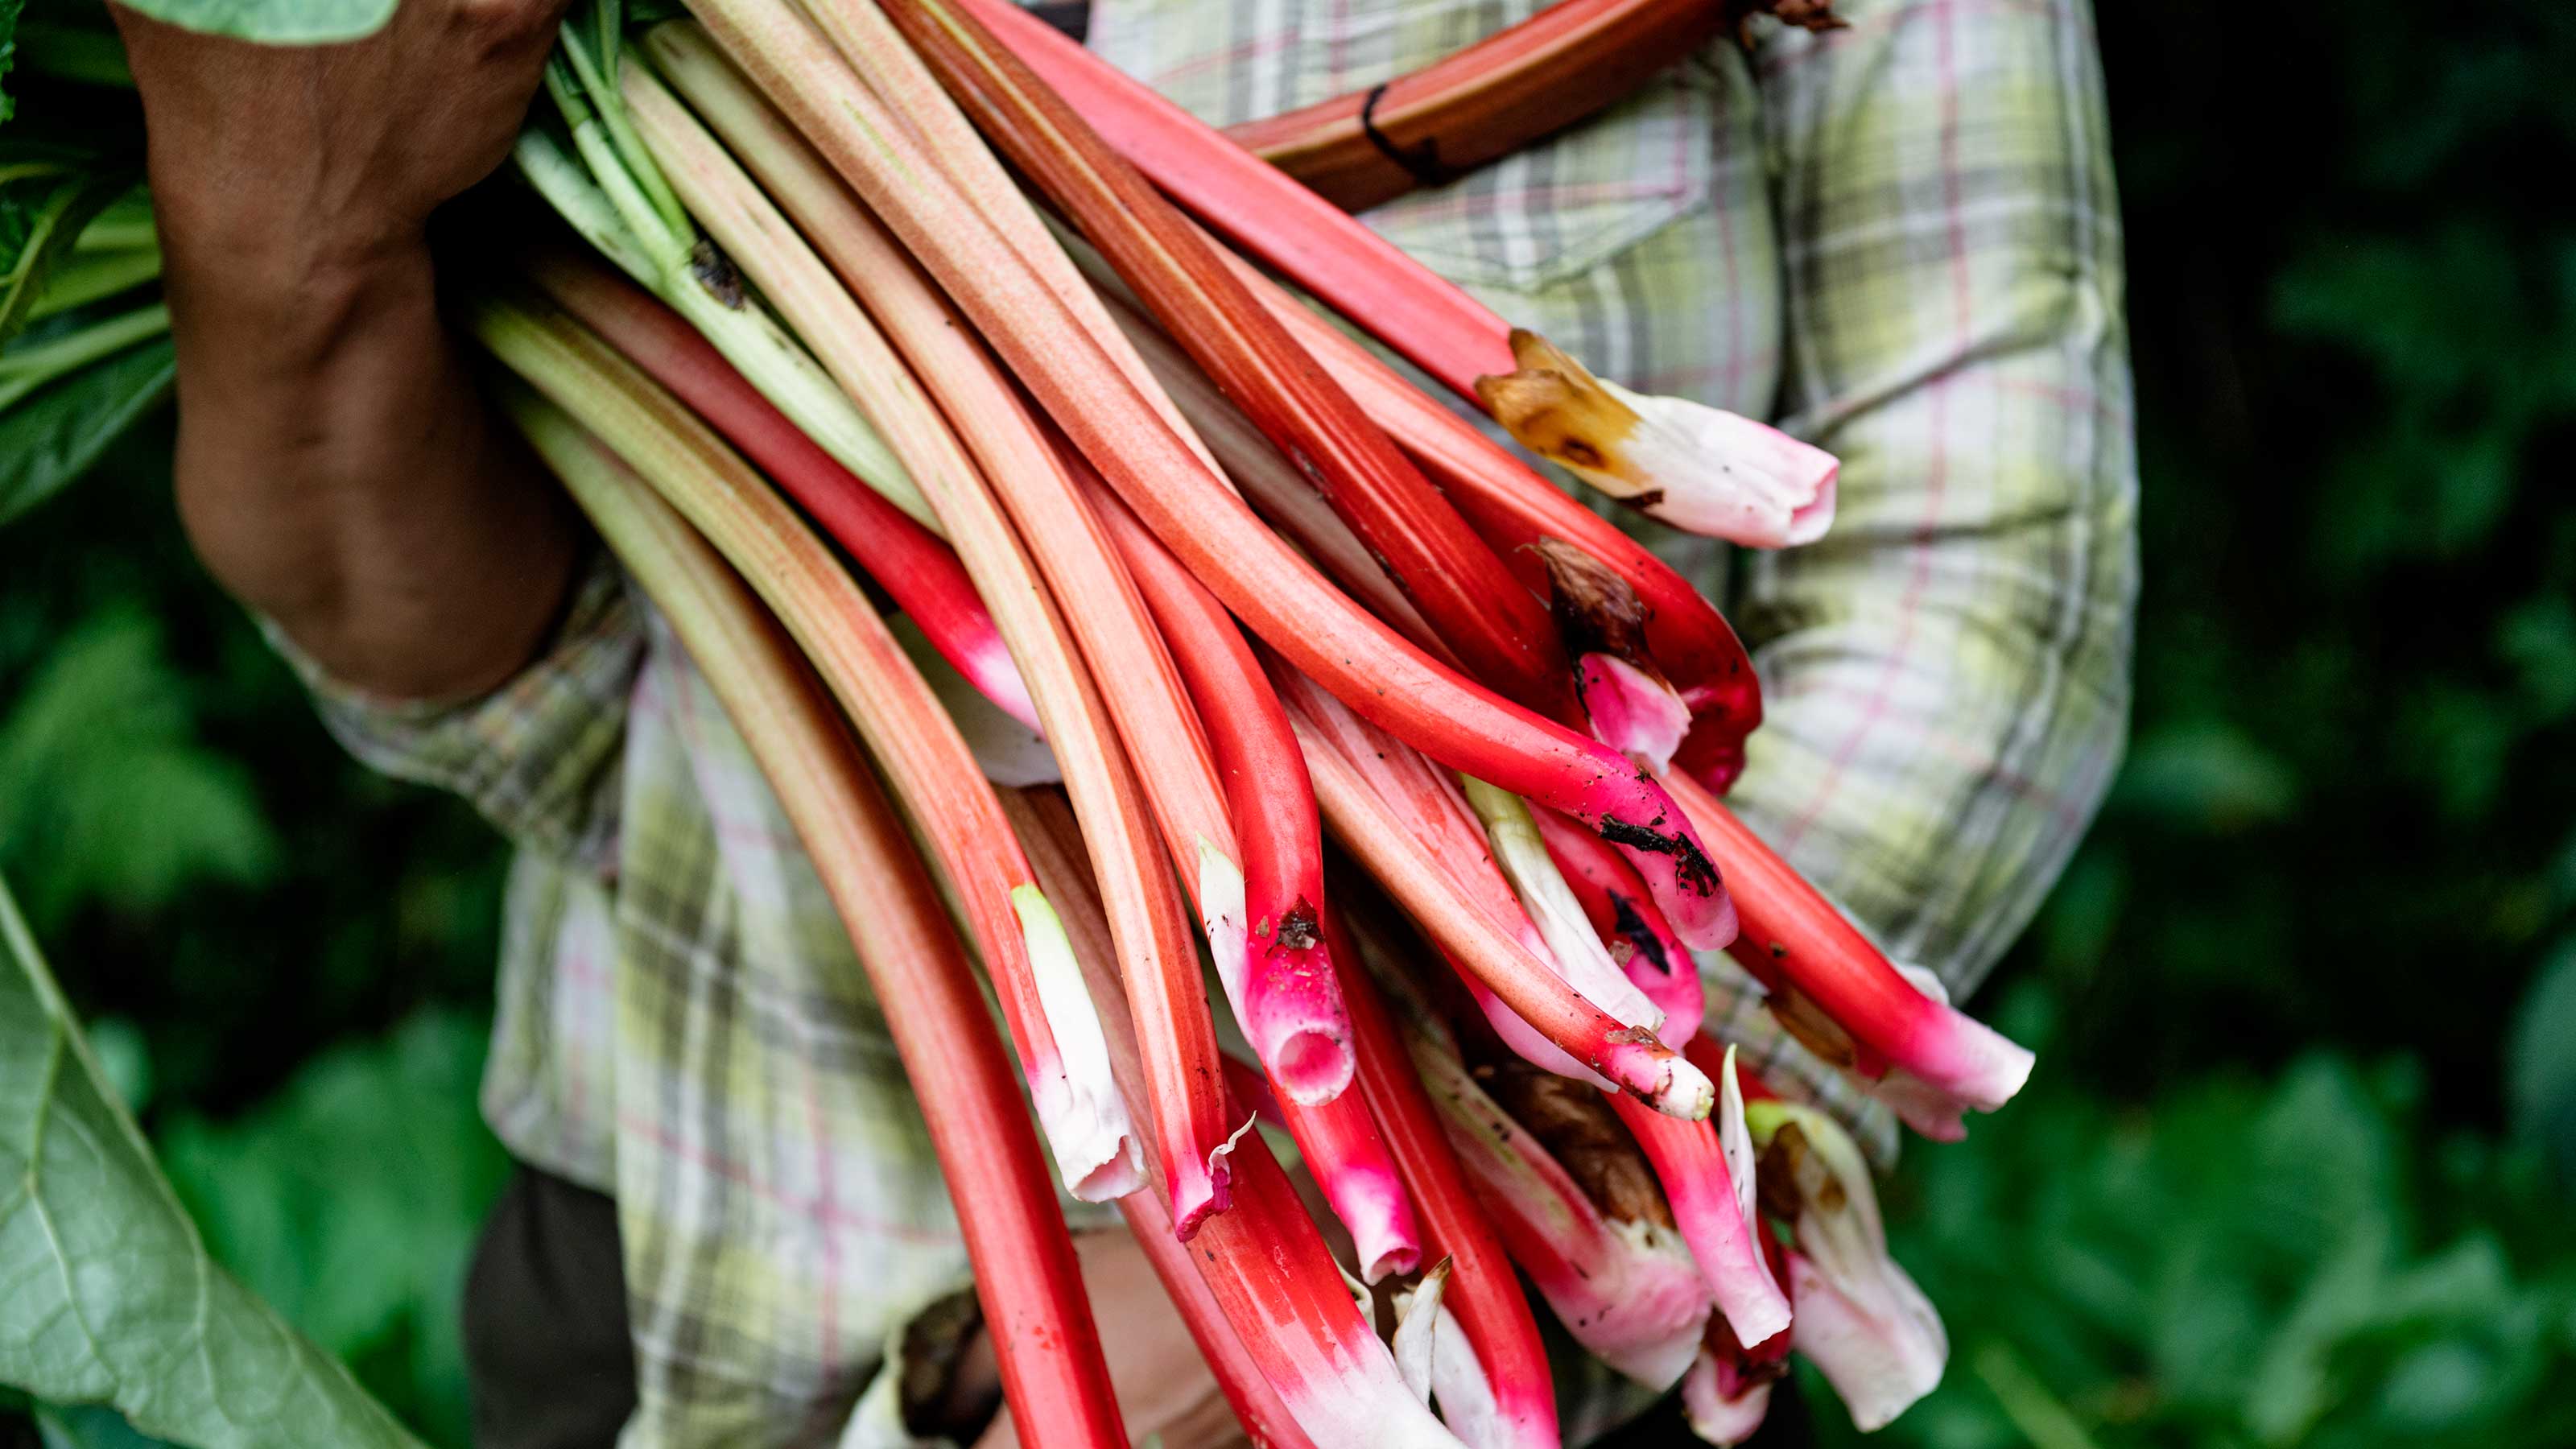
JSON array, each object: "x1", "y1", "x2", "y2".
[{"x1": 460, "y1": 1, "x2": 2033, "y2": 1443}]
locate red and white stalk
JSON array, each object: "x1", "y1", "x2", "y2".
[
  {"x1": 679, "y1": 0, "x2": 1740, "y2": 952},
  {"x1": 1402, "y1": 1013, "x2": 1711, "y2": 1389},
  {"x1": 1331, "y1": 910, "x2": 1565, "y2": 1449},
  {"x1": 1208, "y1": 262, "x2": 1765, "y2": 791},
  {"x1": 1668, "y1": 771, "x2": 2037, "y2": 1121},
  {"x1": 642, "y1": 22, "x2": 1244, "y2": 1230},
  {"x1": 1086, "y1": 462, "x2": 1359, "y2": 1105},
  {"x1": 1532, "y1": 804, "x2": 1703, "y2": 1046},
  {"x1": 1005, "y1": 788, "x2": 1468, "y2": 1449},
  {"x1": 1459, "y1": 774, "x2": 1668, "y2": 1032},
  {"x1": 1608, "y1": 1047, "x2": 1793, "y2": 1349},
  {"x1": 1278, "y1": 663, "x2": 1711, "y2": 1117},
  {"x1": 1221, "y1": 1055, "x2": 1421, "y2": 1284},
  {"x1": 469, "y1": 295, "x2": 1146, "y2": 1204},
  {"x1": 944, "y1": 0, "x2": 1839, "y2": 546},
  {"x1": 507, "y1": 395, "x2": 1127, "y2": 1449},
  {"x1": 515, "y1": 242, "x2": 1037, "y2": 732}
]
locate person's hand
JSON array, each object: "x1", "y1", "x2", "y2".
[
  {"x1": 112, "y1": 0, "x2": 586, "y2": 700},
  {"x1": 114, "y1": 0, "x2": 567, "y2": 286}
]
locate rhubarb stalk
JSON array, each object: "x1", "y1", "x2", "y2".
[
  {"x1": 1221, "y1": 1055, "x2": 1422, "y2": 1285},
  {"x1": 515, "y1": 241, "x2": 1037, "y2": 730},
  {"x1": 1399, "y1": 1005, "x2": 1710, "y2": 1389},
  {"x1": 506, "y1": 392, "x2": 1125, "y2": 1448},
  {"x1": 1330, "y1": 907, "x2": 1562, "y2": 1449},
  {"x1": 943, "y1": 0, "x2": 1837, "y2": 546},
  {"x1": 1668, "y1": 771, "x2": 2037, "y2": 1122},
  {"x1": 1532, "y1": 805, "x2": 1703, "y2": 1046},
  {"x1": 1278, "y1": 663, "x2": 1710, "y2": 1117},
  {"x1": 1005, "y1": 787, "x2": 1467, "y2": 1449},
  {"x1": 1608, "y1": 1047, "x2": 1792, "y2": 1348},
  {"x1": 469, "y1": 292, "x2": 1146, "y2": 1203},
  {"x1": 1088, "y1": 466, "x2": 1357, "y2": 1105}
]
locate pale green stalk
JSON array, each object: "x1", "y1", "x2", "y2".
[{"x1": 0, "y1": 304, "x2": 170, "y2": 409}]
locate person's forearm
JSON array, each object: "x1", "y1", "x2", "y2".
[{"x1": 161, "y1": 225, "x2": 581, "y2": 700}]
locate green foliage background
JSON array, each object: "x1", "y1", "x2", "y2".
[{"x1": 2, "y1": 0, "x2": 2574, "y2": 1445}]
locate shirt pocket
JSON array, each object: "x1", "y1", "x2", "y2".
[{"x1": 1359, "y1": 64, "x2": 1719, "y2": 297}]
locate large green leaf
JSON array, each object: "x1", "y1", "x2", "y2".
[
  {"x1": 0, "y1": 326, "x2": 171, "y2": 526},
  {"x1": 0, "y1": 874, "x2": 427, "y2": 1448}
]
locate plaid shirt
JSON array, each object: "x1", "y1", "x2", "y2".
[{"x1": 288, "y1": 0, "x2": 2133, "y2": 1440}]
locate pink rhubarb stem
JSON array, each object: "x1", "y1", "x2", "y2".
[
  {"x1": 1220, "y1": 253, "x2": 1763, "y2": 789},
  {"x1": 515, "y1": 399, "x2": 1127, "y2": 1449},
  {"x1": 1005, "y1": 787, "x2": 1464, "y2": 1449},
  {"x1": 1089, "y1": 466, "x2": 1358, "y2": 1105},
  {"x1": 1608, "y1": 1089, "x2": 1793, "y2": 1348},
  {"x1": 1278, "y1": 663, "x2": 1711, "y2": 1118},
  {"x1": 1396, "y1": 997, "x2": 1711, "y2": 1390},
  {"x1": 1331, "y1": 915, "x2": 1561, "y2": 1448},
  {"x1": 516, "y1": 242, "x2": 1038, "y2": 733},
  {"x1": 1667, "y1": 772, "x2": 2037, "y2": 1117},
  {"x1": 1534, "y1": 805, "x2": 1703, "y2": 1046},
  {"x1": 1220, "y1": 1055, "x2": 1422, "y2": 1285},
  {"x1": 878, "y1": 0, "x2": 1578, "y2": 722},
  {"x1": 679, "y1": 0, "x2": 1732, "y2": 945}
]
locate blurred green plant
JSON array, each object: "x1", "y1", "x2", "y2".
[{"x1": 1809, "y1": 987, "x2": 2576, "y2": 1449}]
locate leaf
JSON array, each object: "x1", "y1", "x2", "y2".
[
  {"x1": 0, "y1": 606, "x2": 279, "y2": 929},
  {"x1": 2, "y1": 151, "x2": 138, "y2": 345},
  {"x1": 2, "y1": 0, "x2": 23, "y2": 123},
  {"x1": 35, "y1": 1402, "x2": 180, "y2": 1448},
  {"x1": 0, "y1": 328, "x2": 171, "y2": 526},
  {"x1": 2507, "y1": 937, "x2": 2576, "y2": 1183},
  {"x1": 0, "y1": 873, "x2": 428, "y2": 1448},
  {"x1": 101, "y1": 0, "x2": 389, "y2": 45}
]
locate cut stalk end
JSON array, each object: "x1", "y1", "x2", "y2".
[{"x1": 1476, "y1": 329, "x2": 1838, "y2": 548}]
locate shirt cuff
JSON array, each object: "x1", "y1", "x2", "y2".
[{"x1": 260, "y1": 550, "x2": 644, "y2": 873}]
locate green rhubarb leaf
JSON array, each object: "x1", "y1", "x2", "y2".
[
  {"x1": 0, "y1": 873, "x2": 428, "y2": 1448},
  {"x1": 0, "y1": 321, "x2": 171, "y2": 526}
]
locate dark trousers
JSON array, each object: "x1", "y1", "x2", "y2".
[{"x1": 463, "y1": 1166, "x2": 638, "y2": 1449}]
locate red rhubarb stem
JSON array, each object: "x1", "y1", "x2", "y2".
[
  {"x1": 1668, "y1": 771, "x2": 2037, "y2": 1116},
  {"x1": 1091, "y1": 467, "x2": 1358, "y2": 1106},
  {"x1": 1005, "y1": 787, "x2": 1464, "y2": 1448},
  {"x1": 1220, "y1": 1055, "x2": 1422, "y2": 1285},
  {"x1": 1534, "y1": 805, "x2": 1704, "y2": 1046},
  {"x1": 1330, "y1": 914, "x2": 1562, "y2": 1449}
]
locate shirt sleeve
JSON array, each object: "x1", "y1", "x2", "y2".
[
  {"x1": 1726, "y1": 0, "x2": 2138, "y2": 998},
  {"x1": 261, "y1": 550, "x2": 646, "y2": 873}
]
